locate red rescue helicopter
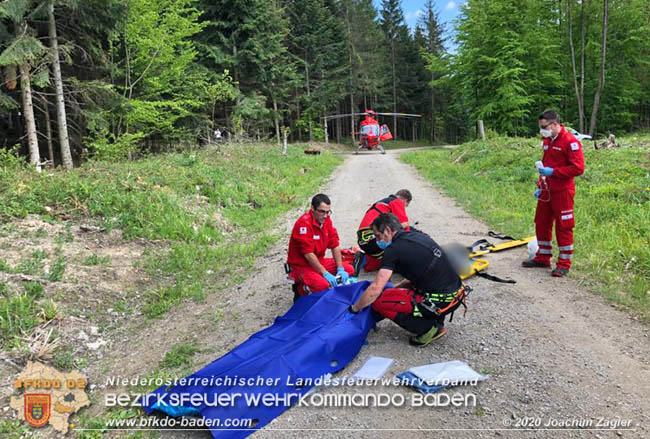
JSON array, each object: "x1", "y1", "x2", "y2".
[{"x1": 323, "y1": 110, "x2": 421, "y2": 154}]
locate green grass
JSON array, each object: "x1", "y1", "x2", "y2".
[
  {"x1": 0, "y1": 291, "x2": 41, "y2": 349},
  {"x1": 23, "y1": 281, "x2": 44, "y2": 299},
  {"x1": 46, "y1": 256, "x2": 66, "y2": 281},
  {"x1": 0, "y1": 419, "x2": 30, "y2": 439},
  {"x1": 0, "y1": 143, "x2": 341, "y2": 321},
  {"x1": 160, "y1": 342, "x2": 200, "y2": 369},
  {"x1": 14, "y1": 255, "x2": 44, "y2": 276},
  {"x1": 402, "y1": 133, "x2": 650, "y2": 321},
  {"x1": 82, "y1": 254, "x2": 111, "y2": 266},
  {"x1": 380, "y1": 138, "x2": 445, "y2": 150}
]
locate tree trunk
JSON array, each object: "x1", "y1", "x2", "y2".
[
  {"x1": 296, "y1": 86, "x2": 301, "y2": 142},
  {"x1": 336, "y1": 102, "x2": 341, "y2": 144},
  {"x1": 567, "y1": 0, "x2": 585, "y2": 132},
  {"x1": 42, "y1": 94, "x2": 55, "y2": 167},
  {"x1": 273, "y1": 97, "x2": 280, "y2": 145},
  {"x1": 477, "y1": 120, "x2": 486, "y2": 140},
  {"x1": 49, "y1": 3, "x2": 73, "y2": 169},
  {"x1": 282, "y1": 127, "x2": 288, "y2": 155},
  {"x1": 350, "y1": 93, "x2": 355, "y2": 142},
  {"x1": 306, "y1": 63, "x2": 312, "y2": 143},
  {"x1": 430, "y1": 71, "x2": 435, "y2": 141},
  {"x1": 20, "y1": 63, "x2": 41, "y2": 172},
  {"x1": 579, "y1": 0, "x2": 587, "y2": 132},
  {"x1": 588, "y1": 0, "x2": 609, "y2": 137},
  {"x1": 391, "y1": 42, "x2": 397, "y2": 138}
]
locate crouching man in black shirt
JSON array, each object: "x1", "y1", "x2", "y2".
[{"x1": 350, "y1": 213, "x2": 468, "y2": 346}]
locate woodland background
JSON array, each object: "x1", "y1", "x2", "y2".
[{"x1": 1, "y1": 0, "x2": 649, "y2": 168}]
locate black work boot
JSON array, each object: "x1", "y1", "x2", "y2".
[
  {"x1": 551, "y1": 267, "x2": 569, "y2": 277},
  {"x1": 352, "y1": 251, "x2": 366, "y2": 277},
  {"x1": 521, "y1": 259, "x2": 551, "y2": 268}
]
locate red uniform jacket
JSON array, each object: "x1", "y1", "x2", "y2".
[
  {"x1": 358, "y1": 196, "x2": 409, "y2": 230},
  {"x1": 539, "y1": 125, "x2": 585, "y2": 192},
  {"x1": 287, "y1": 211, "x2": 340, "y2": 267}
]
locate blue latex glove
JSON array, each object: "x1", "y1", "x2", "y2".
[
  {"x1": 534, "y1": 189, "x2": 541, "y2": 199},
  {"x1": 538, "y1": 166, "x2": 554, "y2": 176},
  {"x1": 337, "y1": 266, "x2": 349, "y2": 284},
  {"x1": 323, "y1": 271, "x2": 338, "y2": 288}
]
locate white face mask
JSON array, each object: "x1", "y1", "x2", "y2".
[{"x1": 540, "y1": 128, "x2": 552, "y2": 138}]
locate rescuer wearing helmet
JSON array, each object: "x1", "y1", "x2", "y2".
[
  {"x1": 349, "y1": 213, "x2": 467, "y2": 346},
  {"x1": 522, "y1": 110, "x2": 585, "y2": 277},
  {"x1": 286, "y1": 194, "x2": 354, "y2": 302},
  {"x1": 353, "y1": 189, "x2": 412, "y2": 276}
]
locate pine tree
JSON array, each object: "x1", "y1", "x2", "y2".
[
  {"x1": 47, "y1": 1, "x2": 72, "y2": 169},
  {"x1": 0, "y1": 0, "x2": 48, "y2": 171},
  {"x1": 417, "y1": 0, "x2": 445, "y2": 140},
  {"x1": 380, "y1": 0, "x2": 408, "y2": 136}
]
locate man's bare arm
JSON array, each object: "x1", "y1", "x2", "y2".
[
  {"x1": 331, "y1": 246, "x2": 344, "y2": 268},
  {"x1": 352, "y1": 268, "x2": 393, "y2": 311},
  {"x1": 304, "y1": 253, "x2": 327, "y2": 275}
]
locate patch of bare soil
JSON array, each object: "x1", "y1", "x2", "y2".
[{"x1": 0, "y1": 215, "x2": 162, "y2": 436}]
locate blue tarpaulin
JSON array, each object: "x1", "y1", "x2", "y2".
[{"x1": 142, "y1": 281, "x2": 376, "y2": 438}]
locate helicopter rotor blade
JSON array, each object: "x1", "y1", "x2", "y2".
[
  {"x1": 322, "y1": 112, "x2": 369, "y2": 121},
  {"x1": 374, "y1": 112, "x2": 422, "y2": 118}
]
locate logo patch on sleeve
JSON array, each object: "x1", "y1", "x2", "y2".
[
  {"x1": 299, "y1": 227, "x2": 307, "y2": 235},
  {"x1": 571, "y1": 142, "x2": 580, "y2": 151}
]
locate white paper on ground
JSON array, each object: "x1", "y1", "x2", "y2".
[
  {"x1": 353, "y1": 356, "x2": 394, "y2": 380},
  {"x1": 408, "y1": 360, "x2": 489, "y2": 385}
]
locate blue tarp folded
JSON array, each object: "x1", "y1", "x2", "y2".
[{"x1": 142, "y1": 281, "x2": 376, "y2": 438}]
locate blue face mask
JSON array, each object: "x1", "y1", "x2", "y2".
[{"x1": 376, "y1": 240, "x2": 391, "y2": 250}]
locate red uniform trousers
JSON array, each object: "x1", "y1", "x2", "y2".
[
  {"x1": 371, "y1": 288, "x2": 444, "y2": 336},
  {"x1": 534, "y1": 189, "x2": 575, "y2": 269},
  {"x1": 289, "y1": 258, "x2": 354, "y2": 296},
  {"x1": 363, "y1": 254, "x2": 383, "y2": 272}
]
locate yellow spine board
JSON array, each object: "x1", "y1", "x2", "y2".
[
  {"x1": 469, "y1": 236, "x2": 535, "y2": 258},
  {"x1": 460, "y1": 259, "x2": 489, "y2": 280}
]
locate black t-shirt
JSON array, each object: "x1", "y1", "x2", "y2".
[{"x1": 380, "y1": 230, "x2": 462, "y2": 294}]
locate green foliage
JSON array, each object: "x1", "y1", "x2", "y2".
[
  {"x1": 0, "y1": 419, "x2": 30, "y2": 439},
  {"x1": 0, "y1": 92, "x2": 19, "y2": 111},
  {"x1": 232, "y1": 92, "x2": 270, "y2": 137},
  {"x1": 23, "y1": 281, "x2": 44, "y2": 299},
  {"x1": 93, "y1": 0, "x2": 230, "y2": 149},
  {"x1": 0, "y1": 292, "x2": 40, "y2": 348},
  {"x1": 83, "y1": 254, "x2": 111, "y2": 266},
  {"x1": 0, "y1": 35, "x2": 46, "y2": 66},
  {"x1": 403, "y1": 133, "x2": 650, "y2": 320},
  {"x1": 87, "y1": 129, "x2": 144, "y2": 161},
  {"x1": 0, "y1": 0, "x2": 30, "y2": 23},
  {"x1": 46, "y1": 257, "x2": 66, "y2": 281},
  {"x1": 160, "y1": 342, "x2": 199, "y2": 369},
  {"x1": 0, "y1": 144, "x2": 23, "y2": 171}
]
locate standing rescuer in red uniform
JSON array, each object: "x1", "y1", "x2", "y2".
[
  {"x1": 287, "y1": 194, "x2": 354, "y2": 302},
  {"x1": 523, "y1": 110, "x2": 585, "y2": 277},
  {"x1": 354, "y1": 189, "x2": 412, "y2": 275}
]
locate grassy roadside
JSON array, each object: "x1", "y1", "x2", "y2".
[
  {"x1": 0, "y1": 144, "x2": 341, "y2": 347},
  {"x1": 402, "y1": 134, "x2": 650, "y2": 321}
]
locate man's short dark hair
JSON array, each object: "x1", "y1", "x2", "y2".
[
  {"x1": 311, "y1": 193, "x2": 331, "y2": 208},
  {"x1": 371, "y1": 213, "x2": 402, "y2": 234},
  {"x1": 395, "y1": 189, "x2": 412, "y2": 203},
  {"x1": 539, "y1": 110, "x2": 559, "y2": 123}
]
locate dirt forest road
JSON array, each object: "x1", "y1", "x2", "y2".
[{"x1": 147, "y1": 148, "x2": 648, "y2": 439}]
